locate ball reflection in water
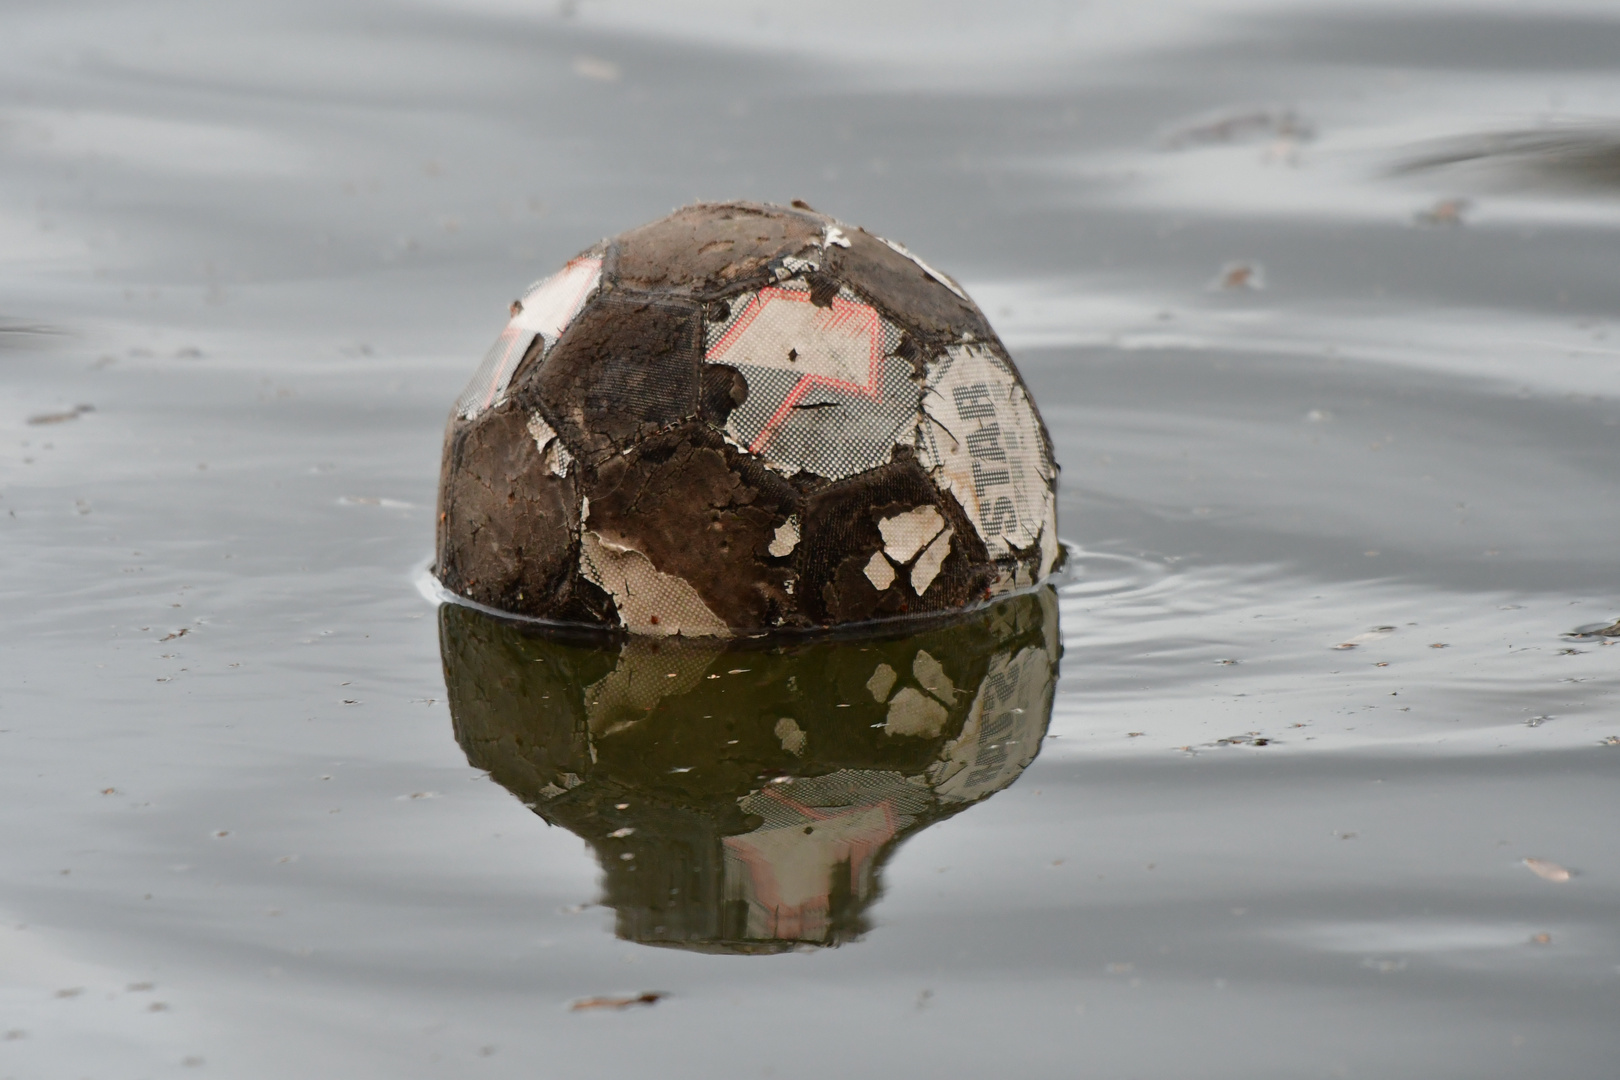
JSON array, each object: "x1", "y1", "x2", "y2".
[{"x1": 439, "y1": 588, "x2": 1060, "y2": 953}]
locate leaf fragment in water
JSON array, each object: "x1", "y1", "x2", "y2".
[
  {"x1": 1335, "y1": 626, "x2": 1396, "y2": 649},
  {"x1": 569, "y1": 991, "x2": 665, "y2": 1012},
  {"x1": 1523, "y1": 857, "x2": 1571, "y2": 883}
]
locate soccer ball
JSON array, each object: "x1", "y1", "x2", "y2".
[{"x1": 436, "y1": 201, "x2": 1059, "y2": 635}]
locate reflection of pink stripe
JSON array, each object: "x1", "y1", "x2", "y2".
[
  {"x1": 722, "y1": 838, "x2": 809, "y2": 936},
  {"x1": 759, "y1": 785, "x2": 900, "y2": 835},
  {"x1": 722, "y1": 795, "x2": 899, "y2": 940}
]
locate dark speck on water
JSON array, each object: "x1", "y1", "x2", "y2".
[{"x1": 2, "y1": 1, "x2": 1618, "y2": 1077}]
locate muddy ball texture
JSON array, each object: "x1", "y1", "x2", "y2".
[{"x1": 436, "y1": 201, "x2": 1059, "y2": 635}]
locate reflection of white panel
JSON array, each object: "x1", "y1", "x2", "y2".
[
  {"x1": 455, "y1": 255, "x2": 602, "y2": 419},
  {"x1": 884, "y1": 687, "x2": 948, "y2": 738},
  {"x1": 722, "y1": 802, "x2": 896, "y2": 940},
  {"x1": 918, "y1": 344, "x2": 1056, "y2": 575},
  {"x1": 929, "y1": 645, "x2": 1047, "y2": 804},
  {"x1": 583, "y1": 637, "x2": 715, "y2": 739},
  {"x1": 930, "y1": 591, "x2": 1060, "y2": 804}
]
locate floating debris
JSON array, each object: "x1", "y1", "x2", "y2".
[
  {"x1": 1415, "y1": 198, "x2": 1470, "y2": 226},
  {"x1": 569, "y1": 991, "x2": 665, "y2": 1012},
  {"x1": 1163, "y1": 109, "x2": 1314, "y2": 149},
  {"x1": 27, "y1": 404, "x2": 94, "y2": 425},
  {"x1": 1568, "y1": 618, "x2": 1620, "y2": 639},
  {"x1": 1215, "y1": 732, "x2": 1274, "y2": 747},
  {"x1": 1523, "y1": 857, "x2": 1572, "y2": 883},
  {"x1": 571, "y1": 56, "x2": 620, "y2": 83},
  {"x1": 1335, "y1": 626, "x2": 1396, "y2": 650},
  {"x1": 1211, "y1": 261, "x2": 1264, "y2": 291}
]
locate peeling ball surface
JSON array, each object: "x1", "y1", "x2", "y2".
[{"x1": 435, "y1": 201, "x2": 1060, "y2": 635}]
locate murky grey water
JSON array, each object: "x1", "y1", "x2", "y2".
[{"x1": 4, "y1": 2, "x2": 1619, "y2": 1076}]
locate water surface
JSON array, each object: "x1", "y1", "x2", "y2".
[{"x1": 3, "y1": 1, "x2": 1618, "y2": 1076}]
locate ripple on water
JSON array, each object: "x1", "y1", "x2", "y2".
[{"x1": 1050, "y1": 557, "x2": 1620, "y2": 758}]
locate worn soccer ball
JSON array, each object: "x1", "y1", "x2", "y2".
[{"x1": 436, "y1": 201, "x2": 1059, "y2": 635}]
